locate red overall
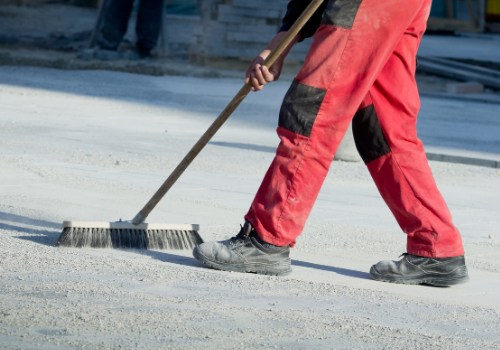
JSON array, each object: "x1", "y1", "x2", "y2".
[{"x1": 244, "y1": 0, "x2": 465, "y2": 258}]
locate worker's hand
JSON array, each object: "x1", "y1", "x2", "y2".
[
  {"x1": 245, "y1": 50, "x2": 283, "y2": 91},
  {"x1": 244, "y1": 31, "x2": 298, "y2": 92}
]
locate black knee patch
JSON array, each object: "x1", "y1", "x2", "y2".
[
  {"x1": 352, "y1": 104, "x2": 391, "y2": 163},
  {"x1": 321, "y1": 0, "x2": 363, "y2": 29},
  {"x1": 279, "y1": 80, "x2": 326, "y2": 137}
]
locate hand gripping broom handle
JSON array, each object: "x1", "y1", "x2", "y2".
[{"x1": 132, "y1": 0, "x2": 325, "y2": 225}]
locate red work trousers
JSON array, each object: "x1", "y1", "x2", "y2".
[{"x1": 245, "y1": 0, "x2": 465, "y2": 258}]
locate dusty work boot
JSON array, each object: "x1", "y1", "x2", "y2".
[
  {"x1": 370, "y1": 253, "x2": 469, "y2": 287},
  {"x1": 192, "y1": 222, "x2": 292, "y2": 276}
]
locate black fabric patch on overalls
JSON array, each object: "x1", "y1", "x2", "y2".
[
  {"x1": 321, "y1": 0, "x2": 363, "y2": 29},
  {"x1": 352, "y1": 104, "x2": 391, "y2": 163},
  {"x1": 279, "y1": 80, "x2": 327, "y2": 137}
]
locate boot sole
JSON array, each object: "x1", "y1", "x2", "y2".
[
  {"x1": 370, "y1": 267, "x2": 469, "y2": 287},
  {"x1": 193, "y1": 246, "x2": 292, "y2": 276}
]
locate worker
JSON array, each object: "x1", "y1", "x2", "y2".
[
  {"x1": 193, "y1": 0, "x2": 469, "y2": 286},
  {"x1": 94, "y1": 0, "x2": 164, "y2": 58}
]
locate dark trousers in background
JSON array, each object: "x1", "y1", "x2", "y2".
[{"x1": 96, "y1": 0, "x2": 164, "y2": 54}]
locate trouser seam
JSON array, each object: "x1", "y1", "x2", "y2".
[{"x1": 275, "y1": 136, "x2": 312, "y2": 233}]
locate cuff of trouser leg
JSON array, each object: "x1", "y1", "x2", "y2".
[
  {"x1": 244, "y1": 216, "x2": 294, "y2": 248},
  {"x1": 407, "y1": 245, "x2": 465, "y2": 258},
  {"x1": 407, "y1": 231, "x2": 465, "y2": 258}
]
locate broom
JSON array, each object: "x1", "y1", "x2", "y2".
[{"x1": 57, "y1": 0, "x2": 325, "y2": 250}]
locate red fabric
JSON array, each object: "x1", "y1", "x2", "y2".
[{"x1": 245, "y1": 0, "x2": 464, "y2": 257}]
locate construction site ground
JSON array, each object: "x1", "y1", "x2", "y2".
[{"x1": 1, "y1": 3, "x2": 499, "y2": 350}]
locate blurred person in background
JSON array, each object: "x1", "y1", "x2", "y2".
[{"x1": 91, "y1": 0, "x2": 164, "y2": 58}]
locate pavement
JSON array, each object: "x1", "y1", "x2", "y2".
[
  {"x1": 0, "y1": 6, "x2": 499, "y2": 348},
  {"x1": 1, "y1": 65, "x2": 499, "y2": 349},
  {"x1": 419, "y1": 33, "x2": 500, "y2": 63}
]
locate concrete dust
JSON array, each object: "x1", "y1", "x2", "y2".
[{"x1": 0, "y1": 66, "x2": 499, "y2": 349}]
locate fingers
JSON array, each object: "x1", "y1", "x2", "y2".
[{"x1": 247, "y1": 64, "x2": 274, "y2": 91}]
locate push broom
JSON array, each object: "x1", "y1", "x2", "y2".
[{"x1": 57, "y1": 0, "x2": 325, "y2": 250}]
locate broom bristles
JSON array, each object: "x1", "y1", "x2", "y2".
[{"x1": 57, "y1": 221, "x2": 203, "y2": 250}]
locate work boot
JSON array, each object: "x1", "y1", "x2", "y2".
[
  {"x1": 370, "y1": 253, "x2": 469, "y2": 286},
  {"x1": 192, "y1": 222, "x2": 292, "y2": 276}
]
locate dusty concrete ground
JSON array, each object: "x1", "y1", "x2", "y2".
[
  {"x1": 1, "y1": 3, "x2": 499, "y2": 350},
  {"x1": 0, "y1": 65, "x2": 499, "y2": 350}
]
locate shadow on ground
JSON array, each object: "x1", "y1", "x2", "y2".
[
  {"x1": 0, "y1": 211, "x2": 61, "y2": 246},
  {"x1": 293, "y1": 259, "x2": 370, "y2": 279},
  {"x1": 139, "y1": 250, "x2": 200, "y2": 268},
  {"x1": 137, "y1": 248, "x2": 371, "y2": 280}
]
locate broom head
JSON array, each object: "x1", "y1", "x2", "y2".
[{"x1": 57, "y1": 221, "x2": 203, "y2": 250}]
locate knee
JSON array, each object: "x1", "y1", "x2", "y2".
[
  {"x1": 278, "y1": 80, "x2": 327, "y2": 137},
  {"x1": 352, "y1": 105, "x2": 391, "y2": 163}
]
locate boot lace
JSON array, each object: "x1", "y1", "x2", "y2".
[{"x1": 229, "y1": 224, "x2": 252, "y2": 245}]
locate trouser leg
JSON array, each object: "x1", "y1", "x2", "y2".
[
  {"x1": 96, "y1": 0, "x2": 135, "y2": 50},
  {"x1": 353, "y1": 33, "x2": 464, "y2": 258},
  {"x1": 245, "y1": 0, "x2": 437, "y2": 248},
  {"x1": 136, "y1": 0, "x2": 164, "y2": 53}
]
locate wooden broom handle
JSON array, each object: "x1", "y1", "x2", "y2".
[{"x1": 132, "y1": 0, "x2": 325, "y2": 225}]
